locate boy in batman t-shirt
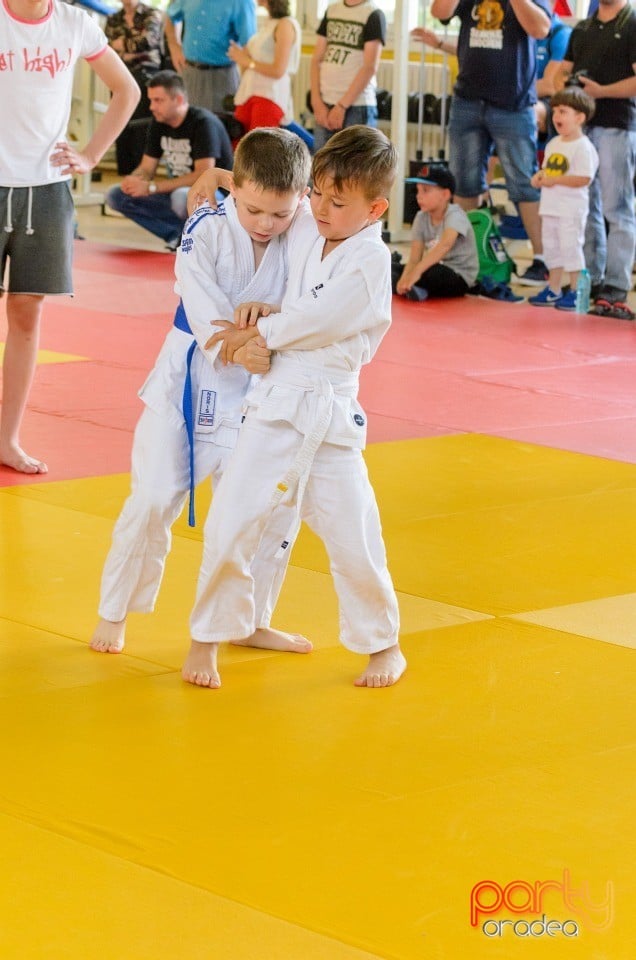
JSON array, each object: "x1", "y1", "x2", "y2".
[{"x1": 528, "y1": 87, "x2": 598, "y2": 311}]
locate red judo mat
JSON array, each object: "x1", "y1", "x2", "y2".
[{"x1": 1, "y1": 240, "x2": 636, "y2": 488}]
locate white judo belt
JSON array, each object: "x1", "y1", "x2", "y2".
[{"x1": 263, "y1": 365, "x2": 358, "y2": 559}]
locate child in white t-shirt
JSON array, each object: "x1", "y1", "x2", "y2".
[
  {"x1": 528, "y1": 87, "x2": 598, "y2": 311},
  {"x1": 0, "y1": 0, "x2": 138, "y2": 475}
]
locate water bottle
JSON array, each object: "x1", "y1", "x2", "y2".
[{"x1": 575, "y1": 269, "x2": 591, "y2": 314}]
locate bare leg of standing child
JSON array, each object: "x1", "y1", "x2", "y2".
[{"x1": 0, "y1": 294, "x2": 48, "y2": 474}]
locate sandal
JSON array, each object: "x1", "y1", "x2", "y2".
[
  {"x1": 605, "y1": 301, "x2": 635, "y2": 321},
  {"x1": 588, "y1": 298, "x2": 613, "y2": 316}
]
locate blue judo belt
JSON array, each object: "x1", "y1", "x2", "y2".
[{"x1": 174, "y1": 300, "x2": 197, "y2": 527}]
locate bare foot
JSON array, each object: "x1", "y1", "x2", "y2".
[
  {"x1": 182, "y1": 640, "x2": 221, "y2": 688},
  {"x1": 231, "y1": 627, "x2": 312, "y2": 653},
  {"x1": 0, "y1": 443, "x2": 48, "y2": 474},
  {"x1": 90, "y1": 618, "x2": 126, "y2": 653},
  {"x1": 354, "y1": 644, "x2": 407, "y2": 688}
]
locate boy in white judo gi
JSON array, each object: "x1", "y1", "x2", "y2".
[
  {"x1": 90, "y1": 128, "x2": 313, "y2": 658},
  {"x1": 183, "y1": 125, "x2": 407, "y2": 689}
]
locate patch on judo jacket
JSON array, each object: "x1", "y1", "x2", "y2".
[{"x1": 198, "y1": 389, "x2": 216, "y2": 426}]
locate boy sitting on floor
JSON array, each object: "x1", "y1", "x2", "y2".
[{"x1": 393, "y1": 165, "x2": 478, "y2": 302}]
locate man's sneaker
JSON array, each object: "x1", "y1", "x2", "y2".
[
  {"x1": 555, "y1": 289, "x2": 577, "y2": 311},
  {"x1": 516, "y1": 258, "x2": 549, "y2": 286},
  {"x1": 528, "y1": 286, "x2": 563, "y2": 307}
]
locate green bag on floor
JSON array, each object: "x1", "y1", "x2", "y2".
[{"x1": 467, "y1": 207, "x2": 515, "y2": 284}]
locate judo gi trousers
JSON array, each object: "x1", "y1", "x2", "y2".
[
  {"x1": 190, "y1": 416, "x2": 400, "y2": 654},
  {"x1": 98, "y1": 406, "x2": 290, "y2": 627}
]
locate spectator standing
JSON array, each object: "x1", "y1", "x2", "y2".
[
  {"x1": 411, "y1": 10, "x2": 571, "y2": 144},
  {"x1": 310, "y1": 0, "x2": 386, "y2": 151},
  {"x1": 164, "y1": 0, "x2": 256, "y2": 115},
  {"x1": 0, "y1": 0, "x2": 139, "y2": 474},
  {"x1": 528, "y1": 87, "x2": 598, "y2": 310},
  {"x1": 229, "y1": 0, "x2": 301, "y2": 133},
  {"x1": 105, "y1": 71, "x2": 233, "y2": 250},
  {"x1": 559, "y1": 0, "x2": 636, "y2": 320},
  {"x1": 105, "y1": 0, "x2": 164, "y2": 174},
  {"x1": 430, "y1": 0, "x2": 552, "y2": 285}
]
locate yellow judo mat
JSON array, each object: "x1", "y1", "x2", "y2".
[{"x1": 1, "y1": 432, "x2": 635, "y2": 959}]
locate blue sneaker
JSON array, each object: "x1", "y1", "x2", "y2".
[
  {"x1": 478, "y1": 277, "x2": 524, "y2": 302},
  {"x1": 555, "y1": 289, "x2": 577, "y2": 312},
  {"x1": 528, "y1": 286, "x2": 563, "y2": 307}
]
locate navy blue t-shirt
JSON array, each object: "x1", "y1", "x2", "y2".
[{"x1": 452, "y1": 0, "x2": 551, "y2": 111}]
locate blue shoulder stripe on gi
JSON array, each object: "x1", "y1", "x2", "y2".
[{"x1": 183, "y1": 200, "x2": 226, "y2": 235}]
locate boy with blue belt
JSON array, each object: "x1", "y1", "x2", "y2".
[{"x1": 91, "y1": 128, "x2": 313, "y2": 659}]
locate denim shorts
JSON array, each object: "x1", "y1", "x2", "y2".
[
  {"x1": 0, "y1": 181, "x2": 74, "y2": 294},
  {"x1": 448, "y1": 96, "x2": 540, "y2": 204}
]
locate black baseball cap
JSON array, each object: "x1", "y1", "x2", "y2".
[{"x1": 405, "y1": 165, "x2": 456, "y2": 193}]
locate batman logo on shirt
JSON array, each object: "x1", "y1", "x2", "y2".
[{"x1": 545, "y1": 153, "x2": 570, "y2": 177}]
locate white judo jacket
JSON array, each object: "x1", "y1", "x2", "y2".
[
  {"x1": 139, "y1": 198, "x2": 289, "y2": 446},
  {"x1": 250, "y1": 214, "x2": 393, "y2": 450}
]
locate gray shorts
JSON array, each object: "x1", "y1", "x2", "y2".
[{"x1": 0, "y1": 181, "x2": 74, "y2": 295}]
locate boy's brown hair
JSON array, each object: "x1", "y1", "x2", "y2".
[
  {"x1": 312, "y1": 125, "x2": 398, "y2": 200},
  {"x1": 551, "y1": 88, "x2": 595, "y2": 122},
  {"x1": 233, "y1": 127, "x2": 311, "y2": 195}
]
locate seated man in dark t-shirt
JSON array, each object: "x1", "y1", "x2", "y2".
[{"x1": 106, "y1": 70, "x2": 233, "y2": 250}]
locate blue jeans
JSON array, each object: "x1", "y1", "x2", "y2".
[
  {"x1": 448, "y1": 96, "x2": 539, "y2": 204},
  {"x1": 312, "y1": 105, "x2": 378, "y2": 152},
  {"x1": 105, "y1": 185, "x2": 189, "y2": 244},
  {"x1": 584, "y1": 126, "x2": 636, "y2": 300}
]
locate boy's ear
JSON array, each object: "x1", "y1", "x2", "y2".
[{"x1": 368, "y1": 197, "x2": 389, "y2": 222}]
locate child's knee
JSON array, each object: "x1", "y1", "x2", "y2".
[{"x1": 127, "y1": 485, "x2": 185, "y2": 527}]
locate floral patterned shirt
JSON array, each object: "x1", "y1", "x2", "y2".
[{"x1": 105, "y1": 3, "x2": 163, "y2": 69}]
